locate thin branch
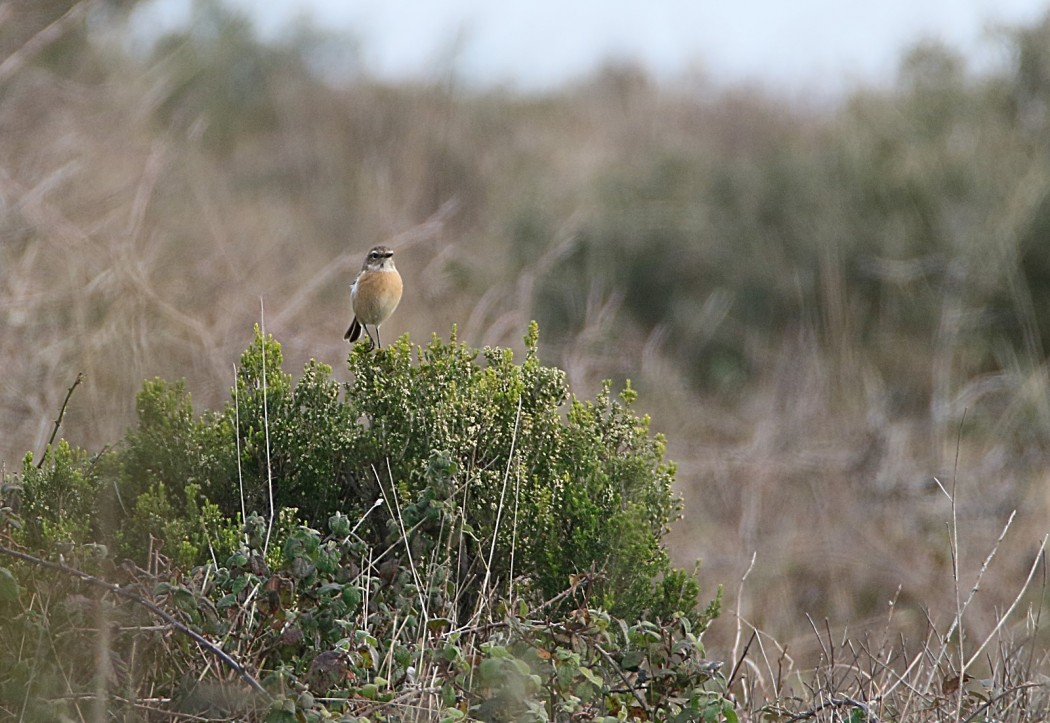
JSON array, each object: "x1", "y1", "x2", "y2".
[
  {"x1": 726, "y1": 629, "x2": 756, "y2": 690},
  {"x1": 806, "y1": 613, "x2": 832, "y2": 668},
  {"x1": 594, "y1": 641, "x2": 650, "y2": 716},
  {"x1": 347, "y1": 498, "x2": 385, "y2": 541},
  {"x1": 351, "y1": 685, "x2": 442, "y2": 718},
  {"x1": 786, "y1": 695, "x2": 875, "y2": 723},
  {"x1": 233, "y1": 364, "x2": 247, "y2": 537},
  {"x1": 479, "y1": 394, "x2": 523, "y2": 613},
  {"x1": 960, "y1": 682, "x2": 1044, "y2": 723},
  {"x1": 964, "y1": 535, "x2": 1048, "y2": 670},
  {"x1": 730, "y1": 551, "x2": 757, "y2": 668},
  {"x1": 950, "y1": 417, "x2": 963, "y2": 721},
  {"x1": 527, "y1": 572, "x2": 596, "y2": 616},
  {"x1": 0, "y1": 543, "x2": 269, "y2": 699},
  {"x1": 260, "y1": 300, "x2": 275, "y2": 557},
  {"x1": 37, "y1": 371, "x2": 84, "y2": 468},
  {"x1": 374, "y1": 462, "x2": 429, "y2": 620}
]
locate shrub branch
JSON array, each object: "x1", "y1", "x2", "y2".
[{"x1": 37, "y1": 371, "x2": 84, "y2": 469}]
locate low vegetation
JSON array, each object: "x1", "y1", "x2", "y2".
[{"x1": 0, "y1": 326, "x2": 727, "y2": 720}]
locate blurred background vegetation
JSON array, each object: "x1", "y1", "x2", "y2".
[{"x1": 4, "y1": 0, "x2": 1050, "y2": 666}]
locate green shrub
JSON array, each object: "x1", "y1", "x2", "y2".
[
  {"x1": 10, "y1": 324, "x2": 708, "y2": 624},
  {"x1": 342, "y1": 324, "x2": 695, "y2": 620},
  {"x1": 1, "y1": 325, "x2": 722, "y2": 720},
  {"x1": 17, "y1": 441, "x2": 103, "y2": 548}
]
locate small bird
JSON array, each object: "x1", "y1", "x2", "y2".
[{"x1": 344, "y1": 245, "x2": 403, "y2": 349}]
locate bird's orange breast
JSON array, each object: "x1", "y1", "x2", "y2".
[{"x1": 352, "y1": 269, "x2": 403, "y2": 325}]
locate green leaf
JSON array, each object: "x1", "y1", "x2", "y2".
[
  {"x1": 428, "y1": 617, "x2": 452, "y2": 633},
  {"x1": 620, "y1": 650, "x2": 644, "y2": 670},
  {"x1": 0, "y1": 567, "x2": 20, "y2": 603},
  {"x1": 478, "y1": 658, "x2": 504, "y2": 685},
  {"x1": 328, "y1": 512, "x2": 351, "y2": 536},
  {"x1": 230, "y1": 574, "x2": 251, "y2": 595},
  {"x1": 577, "y1": 665, "x2": 603, "y2": 687}
]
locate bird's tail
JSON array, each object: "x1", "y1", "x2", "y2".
[{"x1": 344, "y1": 317, "x2": 362, "y2": 342}]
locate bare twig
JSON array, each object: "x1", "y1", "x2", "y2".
[
  {"x1": 351, "y1": 685, "x2": 442, "y2": 718},
  {"x1": 374, "y1": 462, "x2": 429, "y2": 621},
  {"x1": 37, "y1": 372, "x2": 84, "y2": 468},
  {"x1": 479, "y1": 394, "x2": 523, "y2": 613},
  {"x1": 964, "y1": 536, "x2": 1048, "y2": 670},
  {"x1": 260, "y1": 300, "x2": 275, "y2": 557},
  {"x1": 233, "y1": 364, "x2": 247, "y2": 536},
  {"x1": 806, "y1": 613, "x2": 832, "y2": 669},
  {"x1": 528, "y1": 572, "x2": 596, "y2": 615},
  {"x1": 727, "y1": 629, "x2": 756, "y2": 690},
  {"x1": 786, "y1": 694, "x2": 875, "y2": 722},
  {"x1": 960, "y1": 683, "x2": 1045, "y2": 723},
  {"x1": 0, "y1": 542, "x2": 270, "y2": 699},
  {"x1": 949, "y1": 414, "x2": 965, "y2": 723},
  {"x1": 731, "y1": 551, "x2": 757, "y2": 666}
]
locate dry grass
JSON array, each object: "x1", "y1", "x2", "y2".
[{"x1": 4, "y1": 4, "x2": 1050, "y2": 711}]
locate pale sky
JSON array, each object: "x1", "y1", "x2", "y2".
[{"x1": 134, "y1": 0, "x2": 1050, "y2": 94}]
